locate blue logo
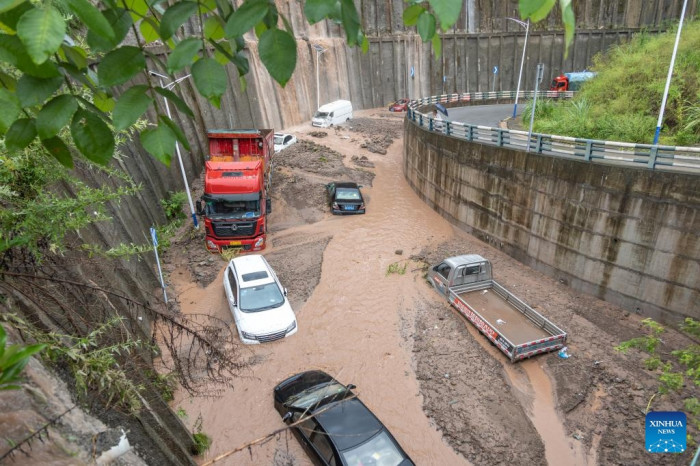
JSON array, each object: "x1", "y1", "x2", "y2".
[{"x1": 645, "y1": 411, "x2": 686, "y2": 453}]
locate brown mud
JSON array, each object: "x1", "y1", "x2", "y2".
[{"x1": 161, "y1": 109, "x2": 693, "y2": 465}]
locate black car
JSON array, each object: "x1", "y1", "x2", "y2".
[
  {"x1": 326, "y1": 182, "x2": 365, "y2": 215},
  {"x1": 274, "y1": 370, "x2": 414, "y2": 466}
]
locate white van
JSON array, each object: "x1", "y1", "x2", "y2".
[{"x1": 312, "y1": 100, "x2": 353, "y2": 127}]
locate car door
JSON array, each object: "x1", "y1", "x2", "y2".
[
  {"x1": 293, "y1": 415, "x2": 329, "y2": 466},
  {"x1": 224, "y1": 265, "x2": 240, "y2": 324}
]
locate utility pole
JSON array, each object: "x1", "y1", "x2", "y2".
[{"x1": 527, "y1": 63, "x2": 545, "y2": 152}]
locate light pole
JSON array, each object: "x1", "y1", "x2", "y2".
[
  {"x1": 312, "y1": 44, "x2": 326, "y2": 110},
  {"x1": 506, "y1": 17, "x2": 529, "y2": 119},
  {"x1": 653, "y1": 0, "x2": 688, "y2": 145},
  {"x1": 149, "y1": 71, "x2": 198, "y2": 229},
  {"x1": 527, "y1": 63, "x2": 545, "y2": 152}
]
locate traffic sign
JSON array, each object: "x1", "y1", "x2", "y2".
[{"x1": 493, "y1": 66, "x2": 498, "y2": 74}]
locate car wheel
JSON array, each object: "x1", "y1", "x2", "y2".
[{"x1": 389, "y1": 108, "x2": 394, "y2": 112}]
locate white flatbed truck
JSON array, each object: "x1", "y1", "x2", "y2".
[{"x1": 428, "y1": 255, "x2": 567, "y2": 362}]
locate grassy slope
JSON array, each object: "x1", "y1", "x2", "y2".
[{"x1": 530, "y1": 21, "x2": 700, "y2": 146}]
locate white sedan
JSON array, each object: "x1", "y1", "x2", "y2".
[
  {"x1": 274, "y1": 133, "x2": 297, "y2": 152},
  {"x1": 223, "y1": 254, "x2": 297, "y2": 344}
]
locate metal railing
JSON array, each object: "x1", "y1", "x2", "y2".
[{"x1": 408, "y1": 92, "x2": 700, "y2": 173}]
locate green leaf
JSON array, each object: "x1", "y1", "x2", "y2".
[
  {"x1": 140, "y1": 123, "x2": 175, "y2": 165},
  {"x1": 0, "y1": 34, "x2": 59, "y2": 78},
  {"x1": 210, "y1": 38, "x2": 234, "y2": 65},
  {"x1": 153, "y1": 87, "x2": 194, "y2": 117},
  {"x1": 139, "y1": 16, "x2": 160, "y2": 44},
  {"x1": 191, "y1": 57, "x2": 228, "y2": 107},
  {"x1": 360, "y1": 34, "x2": 369, "y2": 54},
  {"x1": 61, "y1": 44, "x2": 88, "y2": 69},
  {"x1": 232, "y1": 52, "x2": 249, "y2": 76},
  {"x1": 432, "y1": 33, "x2": 441, "y2": 58},
  {"x1": 16, "y1": 74, "x2": 63, "y2": 108},
  {"x1": 0, "y1": 1, "x2": 32, "y2": 31},
  {"x1": 41, "y1": 136, "x2": 73, "y2": 167},
  {"x1": 304, "y1": 0, "x2": 337, "y2": 24},
  {"x1": 113, "y1": 85, "x2": 152, "y2": 130},
  {"x1": 36, "y1": 94, "x2": 78, "y2": 139},
  {"x1": 87, "y1": 8, "x2": 132, "y2": 52},
  {"x1": 167, "y1": 37, "x2": 201, "y2": 73},
  {"x1": 263, "y1": 5, "x2": 278, "y2": 30},
  {"x1": 259, "y1": 28, "x2": 296, "y2": 87},
  {"x1": 5, "y1": 118, "x2": 37, "y2": 151},
  {"x1": 253, "y1": 21, "x2": 267, "y2": 38},
  {"x1": 160, "y1": 1, "x2": 197, "y2": 40},
  {"x1": 203, "y1": 15, "x2": 225, "y2": 40},
  {"x1": 98, "y1": 46, "x2": 146, "y2": 87},
  {"x1": 66, "y1": 0, "x2": 114, "y2": 41},
  {"x1": 93, "y1": 91, "x2": 114, "y2": 112},
  {"x1": 0, "y1": 88, "x2": 21, "y2": 133},
  {"x1": 224, "y1": 0, "x2": 268, "y2": 38},
  {"x1": 428, "y1": 0, "x2": 461, "y2": 30},
  {"x1": 159, "y1": 114, "x2": 190, "y2": 150},
  {"x1": 402, "y1": 4, "x2": 424, "y2": 26},
  {"x1": 16, "y1": 6, "x2": 65, "y2": 64},
  {"x1": 123, "y1": 0, "x2": 148, "y2": 21},
  {"x1": 519, "y1": 0, "x2": 556, "y2": 22},
  {"x1": 340, "y1": 0, "x2": 360, "y2": 46},
  {"x1": 560, "y1": 0, "x2": 574, "y2": 58},
  {"x1": 71, "y1": 109, "x2": 115, "y2": 165},
  {"x1": 417, "y1": 11, "x2": 436, "y2": 42}
]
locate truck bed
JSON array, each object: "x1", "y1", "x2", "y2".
[{"x1": 457, "y1": 289, "x2": 550, "y2": 346}]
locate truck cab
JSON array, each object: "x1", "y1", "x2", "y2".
[{"x1": 429, "y1": 254, "x2": 492, "y2": 294}]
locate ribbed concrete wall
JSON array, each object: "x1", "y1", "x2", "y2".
[{"x1": 403, "y1": 121, "x2": 700, "y2": 324}]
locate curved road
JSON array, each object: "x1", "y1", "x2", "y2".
[{"x1": 441, "y1": 103, "x2": 524, "y2": 127}]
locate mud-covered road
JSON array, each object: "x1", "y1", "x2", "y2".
[{"x1": 163, "y1": 109, "x2": 694, "y2": 465}]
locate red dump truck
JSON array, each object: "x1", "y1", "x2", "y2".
[
  {"x1": 196, "y1": 129, "x2": 274, "y2": 253},
  {"x1": 550, "y1": 71, "x2": 596, "y2": 92},
  {"x1": 428, "y1": 255, "x2": 567, "y2": 362}
]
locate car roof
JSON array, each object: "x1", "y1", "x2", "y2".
[
  {"x1": 333, "y1": 182, "x2": 360, "y2": 189},
  {"x1": 314, "y1": 398, "x2": 383, "y2": 451},
  {"x1": 231, "y1": 255, "x2": 275, "y2": 286}
]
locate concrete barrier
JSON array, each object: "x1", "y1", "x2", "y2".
[{"x1": 404, "y1": 120, "x2": 700, "y2": 324}]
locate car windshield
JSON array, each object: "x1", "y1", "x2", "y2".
[
  {"x1": 206, "y1": 198, "x2": 260, "y2": 219},
  {"x1": 286, "y1": 382, "x2": 349, "y2": 410},
  {"x1": 336, "y1": 188, "x2": 361, "y2": 200},
  {"x1": 341, "y1": 431, "x2": 404, "y2": 466},
  {"x1": 239, "y1": 283, "x2": 284, "y2": 312},
  {"x1": 314, "y1": 111, "x2": 329, "y2": 118},
  {"x1": 274, "y1": 135, "x2": 284, "y2": 144}
]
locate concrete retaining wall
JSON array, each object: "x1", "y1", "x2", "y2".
[{"x1": 403, "y1": 121, "x2": 700, "y2": 324}]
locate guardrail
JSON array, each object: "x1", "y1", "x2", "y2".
[{"x1": 408, "y1": 92, "x2": 700, "y2": 173}]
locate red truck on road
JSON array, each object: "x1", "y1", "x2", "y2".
[{"x1": 197, "y1": 129, "x2": 274, "y2": 253}]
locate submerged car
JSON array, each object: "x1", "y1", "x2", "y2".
[
  {"x1": 326, "y1": 182, "x2": 365, "y2": 215},
  {"x1": 274, "y1": 133, "x2": 297, "y2": 152},
  {"x1": 223, "y1": 254, "x2": 297, "y2": 344},
  {"x1": 274, "y1": 370, "x2": 415, "y2": 466},
  {"x1": 388, "y1": 98, "x2": 410, "y2": 112}
]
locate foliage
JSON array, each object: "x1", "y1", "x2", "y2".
[
  {"x1": 220, "y1": 247, "x2": 239, "y2": 263},
  {"x1": 386, "y1": 261, "x2": 408, "y2": 276},
  {"x1": 0, "y1": 0, "x2": 567, "y2": 168},
  {"x1": 191, "y1": 414, "x2": 211, "y2": 455},
  {"x1": 161, "y1": 191, "x2": 187, "y2": 221},
  {"x1": 0, "y1": 124, "x2": 142, "y2": 261},
  {"x1": 531, "y1": 20, "x2": 700, "y2": 145},
  {"x1": 4, "y1": 314, "x2": 146, "y2": 414},
  {"x1": 616, "y1": 317, "x2": 700, "y2": 441},
  {"x1": 0, "y1": 323, "x2": 45, "y2": 390}
]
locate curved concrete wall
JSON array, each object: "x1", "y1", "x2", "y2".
[{"x1": 403, "y1": 121, "x2": 700, "y2": 324}]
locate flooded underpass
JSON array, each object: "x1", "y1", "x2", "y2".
[{"x1": 163, "y1": 110, "x2": 693, "y2": 466}]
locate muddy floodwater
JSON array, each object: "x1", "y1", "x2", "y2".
[{"x1": 164, "y1": 110, "x2": 694, "y2": 466}]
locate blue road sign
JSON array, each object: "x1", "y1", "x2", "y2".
[
  {"x1": 493, "y1": 66, "x2": 498, "y2": 74},
  {"x1": 410, "y1": 66, "x2": 415, "y2": 77}
]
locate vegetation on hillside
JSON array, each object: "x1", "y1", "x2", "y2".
[{"x1": 531, "y1": 20, "x2": 700, "y2": 146}]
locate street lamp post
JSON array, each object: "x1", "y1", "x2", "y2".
[
  {"x1": 653, "y1": 0, "x2": 688, "y2": 145},
  {"x1": 527, "y1": 63, "x2": 545, "y2": 152},
  {"x1": 506, "y1": 17, "x2": 529, "y2": 119},
  {"x1": 312, "y1": 44, "x2": 326, "y2": 110},
  {"x1": 149, "y1": 71, "x2": 198, "y2": 229}
]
